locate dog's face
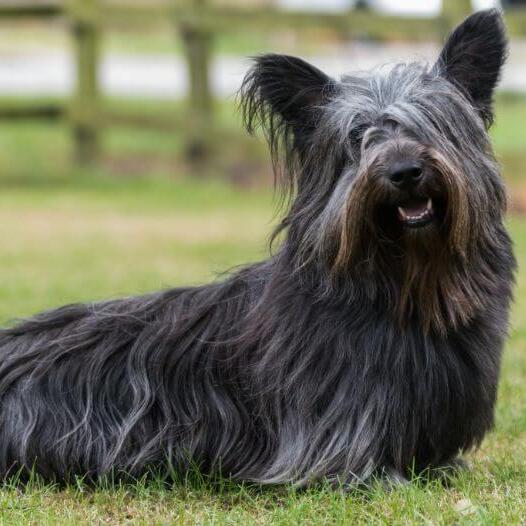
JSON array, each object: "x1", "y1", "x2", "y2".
[
  {"x1": 320, "y1": 56, "x2": 507, "y2": 272},
  {"x1": 242, "y1": 9, "x2": 507, "y2": 268}
]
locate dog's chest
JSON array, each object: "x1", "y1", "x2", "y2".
[{"x1": 335, "y1": 315, "x2": 495, "y2": 462}]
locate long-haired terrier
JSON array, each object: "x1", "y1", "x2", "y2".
[{"x1": 0, "y1": 9, "x2": 515, "y2": 486}]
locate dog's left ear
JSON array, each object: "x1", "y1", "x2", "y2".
[
  {"x1": 435, "y1": 9, "x2": 508, "y2": 126},
  {"x1": 240, "y1": 54, "x2": 337, "y2": 152}
]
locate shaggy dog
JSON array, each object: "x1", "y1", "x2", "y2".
[{"x1": 0, "y1": 9, "x2": 515, "y2": 486}]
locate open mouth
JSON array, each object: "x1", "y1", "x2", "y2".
[{"x1": 397, "y1": 198, "x2": 434, "y2": 228}]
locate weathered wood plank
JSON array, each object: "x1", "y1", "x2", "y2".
[
  {"x1": 91, "y1": 4, "x2": 526, "y2": 38},
  {"x1": 504, "y1": 7, "x2": 526, "y2": 37},
  {"x1": 102, "y1": 108, "x2": 184, "y2": 132},
  {"x1": 0, "y1": 103, "x2": 64, "y2": 120},
  {"x1": 0, "y1": 2, "x2": 524, "y2": 36},
  {"x1": 0, "y1": 1, "x2": 62, "y2": 18},
  {"x1": 441, "y1": 0, "x2": 472, "y2": 32},
  {"x1": 100, "y1": 5, "x2": 445, "y2": 39},
  {"x1": 180, "y1": 0, "x2": 214, "y2": 165},
  {"x1": 70, "y1": 0, "x2": 100, "y2": 166}
]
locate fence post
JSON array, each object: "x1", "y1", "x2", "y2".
[
  {"x1": 180, "y1": 0, "x2": 213, "y2": 167},
  {"x1": 441, "y1": 0, "x2": 472, "y2": 33},
  {"x1": 71, "y1": 0, "x2": 100, "y2": 166}
]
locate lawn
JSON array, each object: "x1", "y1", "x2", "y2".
[
  {"x1": 0, "y1": 96, "x2": 523, "y2": 523},
  {"x1": 0, "y1": 176, "x2": 523, "y2": 524}
]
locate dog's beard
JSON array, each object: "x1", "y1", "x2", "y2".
[{"x1": 327, "y1": 150, "x2": 480, "y2": 335}]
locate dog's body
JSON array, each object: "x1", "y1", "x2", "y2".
[{"x1": 0, "y1": 10, "x2": 515, "y2": 485}]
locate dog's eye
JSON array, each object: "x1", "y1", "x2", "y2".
[
  {"x1": 349, "y1": 125, "x2": 368, "y2": 147},
  {"x1": 383, "y1": 118, "x2": 398, "y2": 130}
]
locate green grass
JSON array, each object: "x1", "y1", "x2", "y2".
[
  {"x1": 0, "y1": 176, "x2": 273, "y2": 322},
  {"x1": 0, "y1": 95, "x2": 523, "y2": 523},
  {"x1": 0, "y1": 176, "x2": 522, "y2": 524}
]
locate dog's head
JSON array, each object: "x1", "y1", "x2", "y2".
[{"x1": 241, "y1": 9, "x2": 509, "y2": 332}]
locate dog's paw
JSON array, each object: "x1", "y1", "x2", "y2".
[
  {"x1": 429, "y1": 457, "x2": 471, "y2": 485},
  {"x1": 365, "y1": 466, "x2": 410, "y2": 491}
]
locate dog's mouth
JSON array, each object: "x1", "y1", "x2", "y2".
[{"x1": 397, "y1": 198, "x2": 434, "y2": 229}]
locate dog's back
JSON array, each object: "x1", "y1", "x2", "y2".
[{"x1": 0, "y1": 272, "x2": 258, "y2": 480}]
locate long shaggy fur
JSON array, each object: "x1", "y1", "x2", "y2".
[{"x1": 0, "y1": 9, "x2": 516, "y2": 486}]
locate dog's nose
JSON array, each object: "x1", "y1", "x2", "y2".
[{"x1": 388, "y1": 163, "x2": 423, "y2": 190}]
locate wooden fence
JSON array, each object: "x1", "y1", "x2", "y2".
[{"x1": 0, "y1": 0, "x2": 524, "y2": 166}]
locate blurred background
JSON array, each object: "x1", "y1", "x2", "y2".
[{"x1": 0, "y1": 0, "x2": 525, "y2": 319}]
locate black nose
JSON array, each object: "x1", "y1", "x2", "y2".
[{"x1": 388, "y1": 163, "x2": 423, "y2": 190}]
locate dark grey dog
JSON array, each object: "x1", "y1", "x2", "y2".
[{"x1": 0, "y1": 9, "x2": 515, "y2": 486}]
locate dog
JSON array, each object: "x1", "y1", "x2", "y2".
[{"x1": 0, "y1": 9, "x2": 515, "y2": 486}]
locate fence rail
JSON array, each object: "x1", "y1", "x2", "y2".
[
  {"x1": 0, "y1": 0, "x2": 522, "y2": 167},
  {"x1": 0, "y1": 2, "x2": 61, "y2": 18}
]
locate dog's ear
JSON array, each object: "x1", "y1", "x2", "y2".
[
  {"x1": 435, "y1": 9, "x2": 507, "y2": 126},
  {"x1": 240, "y1": 54, "x2": 336, "y2": 151}
]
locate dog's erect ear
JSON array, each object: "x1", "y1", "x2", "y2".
[
  {"x1": 435, "y1": 9, "x2": 507, "y2": 126},
  {"x1": 240, "y1": 54, "x2": 336, "y2": 149}
]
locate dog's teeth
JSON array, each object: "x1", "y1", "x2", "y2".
[{"x1": 399, "y1": 204, "x2": 433, "y2": 223}]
